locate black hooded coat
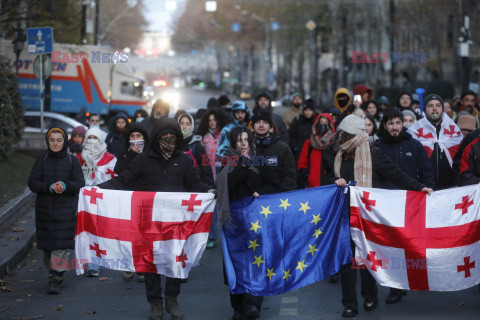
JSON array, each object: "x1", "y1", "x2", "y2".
[
  {"x1": 114, "y1": 123, "x2": 150, "y2": 174},
  {"x1": 98, "y1": 118, "x2": 210, "y2": 193},
  {"x1": 106, "y1": 112, "x2": 129, "y2": 158},
  {"x1": 28, "y1": 127, "x2": 85, "y2": 250}
]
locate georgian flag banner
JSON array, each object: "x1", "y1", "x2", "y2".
[
  {"x1": 407, "y1": 113, "x2": 462, "y2": 166},
  {"x1": 75, "y1": 187, "x2": 216, "y2": 278},
  {"x1": 350, "y1": 185, "x2": 480, "y2": 291}
]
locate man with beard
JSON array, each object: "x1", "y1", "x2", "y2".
[
  {"x1": 280, "y1": 93, "x2": 303, "y2": 130},
  {"x1": 217, "y1": 101, "x2": 251, "y2": 160},
  {"x1": 98, "y1": 118, "x2": 210, "y2": 320},
  {"x1": 77, "y1": 127, "x2": 118, "y2": 277},
  {"x1": 374, "y1": 108, "x2": 434, "y2": 305},
  {"x1": 106, "y1": 112, "x2": 129, "y2": 158},
  {"x1": 459, "y1": 90, "x2": 478, "y2": 121},
  {"x1": 323, "y1": 114, "x2": 432, "y2": 317},
  {"x1": 408, "y1": 94, "x2": 463, "y2": 190},
  {"x1": 143, "y1": 99, "x2": 171, "y2": 138},
  {"x1": 253, "y1": 92, "x2": 288, "y2": 143}
]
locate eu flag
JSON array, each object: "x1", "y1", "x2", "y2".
[{"x1": 222, "y1": 184, "x2": 352, "y2": 296}]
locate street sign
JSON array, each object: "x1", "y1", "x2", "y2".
[
  {"x1": 232, "y1": 23, "x2": 241, "y2": 32},
  {"x1": 27, "y1": 27, "x2": 53, "y2": 54},
  {"x1": 33, "y1": 54, "x2": 52, "y2": 80},
  {"x1": 305, "y1": 20, "x2": 317, "y2": 31},
  {"x1": 271, "y1": 21, "x2": 280, "y2": 31}
]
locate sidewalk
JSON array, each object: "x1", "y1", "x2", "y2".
[{"x1": 0, "y1": 187, "x2": 36, "y2": 279}]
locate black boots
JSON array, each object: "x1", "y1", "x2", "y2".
[
  {"x1": 47, "y1": 275, "x2": 62, "y2": 294},
  {"x1": 165, "y1": 296, "x2": 184, "y2": 319}
]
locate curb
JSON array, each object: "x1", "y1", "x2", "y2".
[
  {"x1": 0, "y1": 188, "x2": 36, "y2": 278},
  {"x1": 0, "y1": 187, "x2": 34, "y2": 232}
]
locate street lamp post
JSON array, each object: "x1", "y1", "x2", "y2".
[{"x1": 13, "y1": 23, "x2": 26, "y2": 76}]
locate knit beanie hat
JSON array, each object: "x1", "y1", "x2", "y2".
[
  {"x1": 252, "y1": 110, "x2": 273, "y2": 127},
  {"x1": 303, "y1": 98, "x2": 316, "y2": 111},
  {"x1": 402, "y1": 110, "x2": 416, "y2": 120},
  {"x1": 338, "y1": 114, "x2": 366, "y2": 135},
  {"x1": 85, "y1": 127, "x2": 105, "y2": 141},
  {"x1": 71, "y1": 125, "x2": 87, "y2": 136},
  {"x1": 457, "y1": 114, "x2": 477, "y2": 132},
  {"x1": 423, "y1": 94, "x2": 444, "y2": 108}
]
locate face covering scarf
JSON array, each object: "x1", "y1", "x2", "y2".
[
  {"x1": 158, "y1": 136, "x2": 176, "y2": 160},
  {"x1": 130, "y1": 139, "x2": 145, "y2": 152}
]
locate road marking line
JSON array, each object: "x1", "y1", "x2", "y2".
[
  {"x1": 279, "y1": 308, "x2": 298, "y2": 316},
  {"x1": 281, "y1": 297, "x2": 298, "y2": 303}
]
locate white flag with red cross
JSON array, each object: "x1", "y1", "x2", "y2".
[
  {"x1": 74, "y1": 187, "x2": 216, "y2": 278},
  {"x1": 350, "y1": 185, "x2": 480, "y2": 291}
]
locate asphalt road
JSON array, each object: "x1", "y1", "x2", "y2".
[{"x1": 1, "y1": 240, "x2": 480, "y2": 320}]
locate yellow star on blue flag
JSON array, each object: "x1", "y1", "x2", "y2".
[{"x1": 222, "y1": 184, "x2": 352, "y2": 296}]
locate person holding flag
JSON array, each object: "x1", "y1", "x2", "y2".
[
  {"x1": 216, "y1": 126, "x2": 279, "y2": 320},
  {"x1": 408, "y1": 94, "x2": 463, "y2": 190},
  {"x1": 324, "y1": 114, "x2": 432, "y2": 317},
  {"x1": 98, "y1": 118, "x2": 211, "y2": 320},
  {"x1": 77, "y1": 127, "x2": 118, "y2": 277}
]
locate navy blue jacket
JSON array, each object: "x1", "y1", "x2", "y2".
[{"x1": 375, "y1": 130, "x2": 435, "y2": 189}]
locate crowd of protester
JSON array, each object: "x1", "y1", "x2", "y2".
[{"x1": 27, "y1": 87, "x2": 480, "y2": 320}]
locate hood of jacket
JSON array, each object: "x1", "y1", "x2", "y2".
[
  {"x1": 334, "y1": 88, "x2": 352, "y2": 113},
  {"x1": 111, "y1": 112, "x2": 129, "y2": 132},
  {"x1": 45, "y1": 126, "x2": 69, "y2": 156},
  {"x1": 123, "y1": 122, "x2": 149, "y2": 150},
  {"x1": 231, "y1": 101, "x2": 251, "y2": 125},
  {"x1": 353, "y1": 84, "x2": 373, "y2": 100},
  {"x1": 314, "y1": 113, "x2": 336, "y2": 132},
  {"x1": 397, "y1": 90, "x2": 413, "y2": 109}
]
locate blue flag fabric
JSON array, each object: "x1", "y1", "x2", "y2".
[{"x1": 222, "y1": 184, "x2": 352, "y2": 296}]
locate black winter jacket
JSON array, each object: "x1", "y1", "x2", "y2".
[
  {"x1": 99, "y1": 118, "x2": 210, "y2": 193},
  {"x1": 375, "y1": 130, "x2": 435, "y2": 189},
  {"x1": 114, "y1": 123, "x2": 149, "y2": 174},
  {"x1": 288, "y1": 114, "x2": 315, "y2": 161},
  {"x1": 106, "y1": 112, "x2": 129, "y2": 158},
  {"x1": 324, "y1": 146, "x2": 426, "y2": 191},
  {"x1": 429, "y1": 124, "x2": 456, "y2": 190},
  {"x1": 254, "y1": 134, "x2": 297, "y2": 192},
  {"x1": 28, "y1": 148, "x2": 85, "y2": 250},
  {"x1": 226, "y1": 155, "x2": 280, "y2": 201}
]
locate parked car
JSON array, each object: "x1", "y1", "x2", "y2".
[{"x1": 24, "y1": 111, "x2": 87, "y2": 137}]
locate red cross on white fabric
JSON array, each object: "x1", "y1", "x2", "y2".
[
  {"x1": 367, "y1": 251, "x2": 383, "y2": 272},
  {"x1": 76, "y1": 192, "x2": 213, "y2": 273},
  {"x1": 84, "y1": 188, "x2": 103, "y2": 205},
  {"x1": 89, "y1": 242, "x2": 107, "y2": 257},
  {"x1": 416, "y1": 128, "x2": 434, "y2": 139},
  {"x1": 455, "y1": 196, "x2": 474, "y2": 215},
  {"x1": 176, "y1": 250, "x2": 188, "y2": 268},
  {"x1": 351, "y1": 191, "x2": 480, "y2": 290},
  {"x1": 181, "y1": 194, "x2": 202, "y2": 212},
  {"x1": 361, "y1": 191, "x2": 376, "y2": 212},
  {"x1": 444, "y1": 125, "x2": 460, "y2": 138},
  {"x1": 105, "y1": 169, "x2": 116, "y2": 179},
  {"x1": 457, "y1": 256, "x2": 475, "y2": 278}
]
